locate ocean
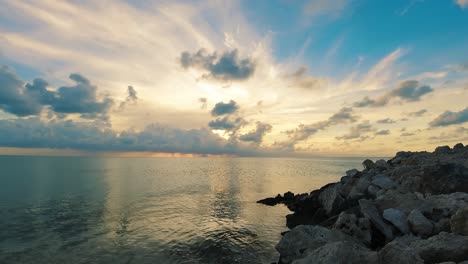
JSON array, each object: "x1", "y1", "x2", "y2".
[{"x1": 0, "y1": 156, "x2": 371, "y2": 264}]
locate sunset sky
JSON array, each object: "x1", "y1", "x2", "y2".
[{"x1": 0, "y1": 0, "x2": 467, "y2": 157}]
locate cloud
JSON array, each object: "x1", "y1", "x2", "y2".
[
  {"x1": 180, "y1": 49, "x2": 255, "y2": 81},
  {"x1": 208, "y1": 116, "x2": 245, "y2": 131},
  {"x1": 239, "y1": 122, "x2": 272, "y2": 144},
  {"x1": 303, "y1": 0, "x2": 349, "y2": 18},
  {"x1": 456, "y1": 0, "x2": 468, "y2": 9},
  {"x1": 210, "y1": 100, "x2": 239, "y2": 116},
  {"x1": 0, "y1": 118, "x2": 266, "y2": 156},
  {"x1": 0, "y1": 67, "x2": 113, "y2": 119},
  {"x1": 199, "y1": 97, "x2": 207, "y2": 109},
  {"x1": 376, "y1": 118, "x2": 396, "y2": 124},
  {"x1": 119, "y1": 86, "x2": 138, "y2": 110},
  {"x1": 286, "y1": 66, "x2": 326, "y2": 89},
  {"x1": 429, "y1": 107, "x2": 468, "y2": 127},
  {"x1": 400, "y1": 132, "x2": 415, "y2": 137},
  {"x1": 286, "y1": 107, "x2": 358, "y2": 141},
  {"x1": 336, "y1": 121, "x2": 373, "y2": 140},
  {"x1": 353, "y1": 80, "x2": 433, "y2": 108},
  {"x1": 408, "y1": 109, "x2": 427, "y2": 117},
  {"x1": 375, "y1": 129, "x2": 390, "y2": 136}
]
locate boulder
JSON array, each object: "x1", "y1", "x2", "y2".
[
  {"x1": 378, "y1": 240, "x2": 424, "y2": 264},
  {"x1": 382, "y1": 208, "x2": 410, "y2": 234},
  {"x1": 408, "y1": 210, "x2": 433, "y2": 237},
  {"x1": 433, "y1": 218, "x2": 451, "y2": 234},
  {"x1": 450, "y1": 206, "x2": 468, "y2": 235},
  {"x1": 293, "y1": 241, "x2": 379, "y2": 264},
  {"x1": 346, "y1": 169, "x2": 361, "y2": 177},
  {"x1": 453, "y1": 142, "x2": 464, "y2": 150},
  {"x1": 359, "y1": 199, "x2": 394, "y2": 241},
  {"x1": 434, "y1": 145, "x2": 451, "y2": 154},
  {"x1": 333, "y1": 212, "x2": 372, "y2": 245},
  {"x1": 421, "y1": 163, "x2": 468, "y2": 194},
  {"x1": 367, "y1": 185, "x2": 380, "y2": 198},
  {"x1": 410, "y1": 232, "x2": 468, "y2": 263},
  {"x1": 372, "y1": 175, "x2": 398, "y2": 190},
  {"x1": 276, "y1": 225, "x2": 355, "y2": 264},
  {"x1": 319, "y1": 183, "x2": 345, "y2": 216},
  {"x1": 375, "y1": 159, "x2": 390, "y2": 170},
  {"x1": 362, "y1": 159, "x2": 376, "y2": 170}
]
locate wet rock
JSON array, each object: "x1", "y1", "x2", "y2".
[
  {"x1": 319, "y1": 183, "x2": 345, "y2": 216},
  {"x1": 378, "y1": 240, "x2": 424, "y2": 264},
  {"x1": 383, "y1": 208, "x2": 410, "y2": 234},
  {"x1": 359, "y1": 199, "x2": 394, "y2": 241},
  {"x1": 362, "y1": 159, "x2": 376, "y2": 170},
  {"x1": 408, "y1": 210, "x2": 433, "y2": 237},
  {"x1": 450, "y1": 206, "x2": 468, "y2": 235},
  {"x1": 372, "y1": 175, "x2": 398, "y2": 190},
  {"x1": 410, "y1": 232, "x2": 468, "y2": 263},
  {"x1": 333, "y1": 212, "x2": 372, "y2": 245},
  {"x1": 276, "y1": 225, "x2": 355, "y2": 264},
  {"x1": 294, "y1": 241, "x2": 379, "y2": 264}
]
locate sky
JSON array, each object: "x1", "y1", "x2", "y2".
[{"x1": 0, "y1": 0, "x2": 467, "y2": 157}]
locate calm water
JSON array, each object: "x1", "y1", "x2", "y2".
[{"x1": 0, "y1": 156, "x2": 370, "y2": 264}]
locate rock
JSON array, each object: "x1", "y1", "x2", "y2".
[
  {"x1": 376, "y1": 190, "x2": 433, "y2": 215},
  {"x1": 383, "y1": 208, "x2": 410, "y2": 234},
  {"x1": 433, "y1": 218, "x2": 451, "y2": 234},
  {"x1": 362, "y1": 159, "x2": 376, "y2": 170},
  {"x1": 450, "y1": 206, "x2": 468, "y2": 235},
  {"x1": 378, "y1": 240, "x2": 424, "y2": 264},
  {"x1": 421, "y1": 163, "x2": 468, "y2": 194},
  {"x1": 367, "y1": 185, "x2": 380, "y2": 198},
  {"x1": 434, "y1": 145, "x2": 451, "y2": 154},
  {"x1": 294, "y1": 241, "x2": 379, "y2": 264},
  {"x1": 453, "y1": 143, "x2": 464, "y2": 150},
  {"x1": 333, "y1": 212, "x2": 372, "y2": 245},
  {"x1": 425, "y1": 192, "x2": 468, "y2": 218},
  {"x1": 408, "y1": 210, "x2": 433, "y2": 237},
  {"x1": 410, "y1": 232, "x2": 468, "y2": 263},
  {"x1": 372, "y1": 175, "x2": 398, "y2": 190},
  {"x1": 359, "y1": 199, "x2": 394, "y2": 242},
  {"x1": 257, "y1": 194, "x2": 282, "y2": 206},
  {"x1": 276, "y1": 225, "x2": 355, "y2": 264},
  {"x1": 284, "y1": 191, "x2": 295, "y2": 201},
  {"x1": 319, "y1": 183, "x2": 345, "y2": 216},
  {"x1": 346, "y1": 169, "x2": 361, "y2": 177},
  {"x1": 375, "y1": 159, "x2": 390, "y2": 170},
  {"x1": 347, "y1": 176, "x2": 371, "y2": 200}
]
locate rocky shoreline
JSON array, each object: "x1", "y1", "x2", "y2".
[{"x1": 258, "y1": 143, "x2": 468, "y2": 264}]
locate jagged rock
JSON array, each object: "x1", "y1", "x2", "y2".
[
  {"x1": 383, "y1": 208, "x2": 410, "y2": 234},
  {"x1": 276, "y1": 225, "x2": 355, "y2": 264},
  {"x1": 421, "y1": 163, "x2": 468, "y2": 194},
  {"x1": 362, "y1": 159, "x2": 376, "y2": 170},
  {"x1": 410, "y1": 232, "x2": 468, "y2": 263},
  {"x1": 359, "y1": 199, "x2": 394, "y2": 241},
  {"x1": 434, "y1": 145, "x2": 451, "y2": 154},
  {"x1": 408, "y1": 210, "x2": 433, "y2": 237},
  {"x1": 378, "y1": 240, "x2": 424, "y2": 264},
  {"x1": 319, "y1": 183, "x2": 345, "y2": 216},
  {"x1": 375, "y1": 159, "x2": 390, "y2": 170},
  {"x1": 450, "y1": 206, "x2": 468, "y2": 235},
  {"x1": 333, "y1": 212, "x2": 372, "y2": 245},
  {"x1": 372, "y1": 175, "x2": 398, "y2": 190},
  {"x1": 293, "y1": 241, "x2": 379, "y2": 264}
]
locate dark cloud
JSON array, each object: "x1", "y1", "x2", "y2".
[
  {"x1": 0, "y1": 67, "x2": 113, "y2": 118},
  {"x1": 286, "y1": 66, "x2": 325, "y2": 89},
  {"x1": 211, "y1": 100, "x2": 239, "y2": 116},
  {"x1": 239, "y1": 122, "x2": 272, "y2": 144},
  {"x1": 400, "y1": 132, "x2": 415, "y2": 137},
  {"x1": 208, "y1": 116, "x2": 245, "y2": 131},
  {"x1": 408, "y1": 109, "x2": 427, "y2": 117},
  {"x1": 429, "y1": 107, "x2": 468, "y2": 127},
  {"x1": 286, "y1": 107, "x2": 358, "y2": 141},
  {"x1": 336, "y1": 121, "x2": 373, "y2": 140},
  {"x1": 180, "y1": 49, "x2": 255, "y2": 81},
  {"x1": 354, "y1": 80, "x2": 433, "y2": 108},
  {"x1": 375, "y1": 129, "x2": 390, "y2": 136},
  {"x1": 0, "y1": 118, "x2": 265, "y2": 156},
  {"x1": 119, "y1": 86, "x2": 138, "y2": 110},
  {"x1": 376, "y1": 118, "x2": 396, "y2": 124}
]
